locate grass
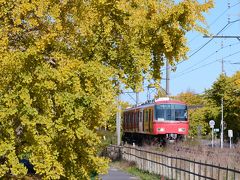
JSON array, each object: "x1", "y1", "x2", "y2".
[
  {"x1": 111, "y1": 160, "x2": 163, "y2": 180},
  {"x1": 127, "y1": 167, "x2": 162, "y2": 180}
]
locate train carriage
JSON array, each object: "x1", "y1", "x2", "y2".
[{"x1": 122, "y1": 97, "x2": 189, "y2": 145}]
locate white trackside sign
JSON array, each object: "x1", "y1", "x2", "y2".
[{"x1": 209, "y1": 120, "x2": 215, "y2": 128}]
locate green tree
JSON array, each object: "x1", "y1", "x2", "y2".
[
  {"x1": 205, "y1": 73, "x2": 240, "y2": 141},
  {"x1": 176, "y1": 90, "x2": 203, "y2": 105},
  {"x1": 0, "y1": 0, "x2": 213, "y2": 179}
]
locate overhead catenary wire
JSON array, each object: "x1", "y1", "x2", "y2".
[
  {"x1": 160, "y1": 17, "x2": 240, "y2": 74},
  {"x1": 173, "y1": 50, "x2": 240, "y2": 79},
  {"x1": 188, "y1": 1, "x2": 240, "y2": 44},
  {"x1": 174, "y1": 42, "x2": 240, "y2": 75},
  {"x1": 161, "y1": 19, "x2": 240, "y2": 75},
  {"x1": 160, "y1": 2, "x2": 240, "y2": 76},
  {"x1": 188, "y1": 20, "x2": 239, "y2": 58},
  {"x1": 230, "y1": 61, "x2": 240, "y2": 64},
  {"x1": 225, "y1": 61, "x2": 239, "y2": 73}
]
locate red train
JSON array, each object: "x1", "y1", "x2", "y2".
[{"x1": 122, "y1": 97, "x2": 189, "y2": 145}]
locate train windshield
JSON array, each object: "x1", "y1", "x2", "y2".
[{"x1": 155, "y1": 104, "x2": 187, "y2": 121}]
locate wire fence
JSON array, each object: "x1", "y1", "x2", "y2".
[{"x1": 106, "y1": 145, "x2": 240, "y2": 180}]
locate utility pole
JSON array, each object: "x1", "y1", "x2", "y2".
[
  {"x1": 221, "y1": 58, "x2": 225, "y2": 75},
  {"x1": 166, "y1": 58, "x2": 170, "y2": 96},
  {"x1": 221, "y1": 97, "x2": 224, "y2": 148},
  {"x1": 116, "y1": 94, "x2": 121, "y2": 146},
  {"x1": 147, "y1": 86, "x2": 150, "y2": 101},
  {"x1": 115, "y1": 80, "x2": 121, "y2": 146},
  {"x1": 136, "y1": 92, "x2": 139, "y2": 106},
  {"x1": 220, "y1": 40, "x2": 224, "y2": 149}
]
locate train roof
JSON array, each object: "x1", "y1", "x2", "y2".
[{"x1": 124, "y1": 97, "x2": 186, "y2": 111}]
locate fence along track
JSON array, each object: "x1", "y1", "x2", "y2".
[{"x1": 107, "y1": 145, "x2": 240, "y2": 180}]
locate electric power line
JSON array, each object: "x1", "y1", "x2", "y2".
[
  {"x1": 188, "y1": 21, "x2": 236, "y2": 58},
  {"x1": 188, "y1": 1, "x2": 240, "y2": 44},
  {"x1": 174, "y1": 19, "x2": 240, "y2": 68},
  {"x1": 225, "y1": 61, "x2": 239, "y2": 73},
  {"x1": 173, "y1": 50, "x2": 240, "y2": 79},
  {"x1": 160, "y1": 18, "x2": 240, "y2": 73},
  {"x1": 174, "y1": 42, "x2": 240, "y2": 75}
]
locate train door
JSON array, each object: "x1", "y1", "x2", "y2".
[
  {"x1": 133, "y1": 111, "x2": 136, "y2": 132},
  {"x1": 144, "y1": 109, "x2": 149, "y2": 132},
  {"x1": 149, "y1": 108, "x2": 153, "y2": 133},
  {"x1": 139, "y1": 109, "x2": 143, "y2": 132},
  {"x1": 131, "y1": 111, "x2": 134, "y2": 131},
  {"x1": 135, "y1": 110, "x2": 139, "y2": 132},
  {"x1": 123, "y1": 112, "x2": 127, "y2": 131}
]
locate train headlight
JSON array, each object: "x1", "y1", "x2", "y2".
[
  {"x1": 158, "y1": 128, "x2": 165, "y2": 132},
  {"x1": 178, "y1": 128, "x2": 186, "y2": 132}
]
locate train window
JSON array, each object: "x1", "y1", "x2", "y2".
[
  {"x1": 145, "y1": 110, "x2": 148, "y2": 122},
  {"x1": 136, "y1": 111, "x2": 139, "y2": 124},
  {"x1": 149, "y1": 109, "x2": 152, "y2": 121},
  {"x1": 155, "y1": 105, "x2": 165, "y2": 121},
  {"x1": 128, "y1": 113, "x2": 131, "y2": 127},
  {"x1": 131, "y1": 112, "x2": 133, "y2": 127},
  {"x1": 155, "y1": 104, "x2": 188, "y2": 121},
  {"x1": 165, "y1": 109, "x2": 172, "y2": 120},
  {"x1": 175, "y1": 109, "x2": 188, "y2": 121},
  {"x1": 124, "y1": 113, "x2": 127, "y2": 128},
  {"x1": 174, "y1": 104, "x2": 187, "y2": 121},
  {"x1": 139, "y1": 112, "x2": 142, "y2": 122}
]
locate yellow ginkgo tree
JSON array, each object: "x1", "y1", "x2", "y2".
[{"x1": 0, "y1": 0, "x2": 213, "y2": 179}]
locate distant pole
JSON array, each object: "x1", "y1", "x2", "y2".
[
  {"x1": 147, "y1": 86, "x2": 150, "y2": 101},
  {"x1": 221, "y1": 59, "x2": 225, "y2": 74},
  {"x1": 209, "y1": 120, "x2": 215, "y2": 148},
  {"x1": 116, "y1": 94, "x2": 121, "y2": 146},
  {"x1": 230, "y1": 136, "x2": 232, "y2": 149},
  {"x1": 220, "y1": 42, "x2": 224, "y2": 149},
  {"x1": 136, "y1": 92, "x2": 139, "y2": 106},
  {"x1": 212, "y1": 127, "x2": 214, "y2": 148},
  {"x1": 166, "y1": 58, "x2": 170, "y2": 96},
  {"x1": 221, "y1": 97, "x2": 224, "y2": 148}
]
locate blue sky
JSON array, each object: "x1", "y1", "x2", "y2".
[
  {"x1": 122, "y1": 0, "x2": 240, "y2": 105},
  {"x1": 170, "y1": 0, "x2": 240, "y2": 95}
]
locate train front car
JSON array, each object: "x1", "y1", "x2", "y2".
[
  {"x1": 122, "y1": 97, "x2": 188, "y2": 146},
  {"x1": 153, "y1": 97, "x2": 188, "y2": 141}
]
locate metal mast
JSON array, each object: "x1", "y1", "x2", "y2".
[
  {"x1": 220, "y1": 41, "x2": 224, "y2": 149},
  {"x1": 116, "y1": 94, "x2": 121, "y2": 146},
  {"x1": 221, "y1": 97, "x2": 224, "y2": 148},
  {"x1": 136, "y1": 92, "x2": 139, "y2": 106},
  {"x1": 166, "y1": 59, "x2": 170, "y2": 96}
]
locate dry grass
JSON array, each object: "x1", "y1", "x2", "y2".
[
  {"x1": 111, "y1": 160, "x2": 136, "y2": 170},
  {"x1": 153, "y1": 139, "x2": 240, "y2": 170}
]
